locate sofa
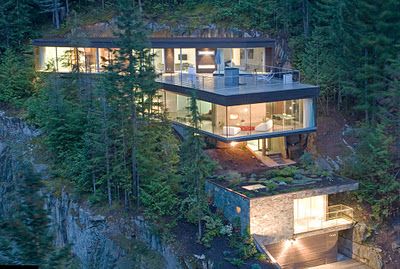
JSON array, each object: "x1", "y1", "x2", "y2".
[
  {"x1": 255, "y1": 119, "x2": 273, "y2": 132},
  {"x1": 222, "y1": 126, "x2": 241, "y2": 136}
]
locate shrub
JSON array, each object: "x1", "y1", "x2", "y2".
[
  {"x1": 275, "y1": 166, "x2": 298, "y2": 177},
  {"x1": 201, "y1": 215, "x2": 224, "y2": 247}
]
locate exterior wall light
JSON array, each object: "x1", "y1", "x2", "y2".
[{"x1": 236, "y1": 206, "x2": 241, "y2": 214}]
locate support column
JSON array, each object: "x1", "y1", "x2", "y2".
[{"x1": 262, "y1": 138, "x2": 267, "y2": 156}]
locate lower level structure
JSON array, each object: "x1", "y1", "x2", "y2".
[{"x1": 206, "y1": 174, "x2": 358, "y2": 269}]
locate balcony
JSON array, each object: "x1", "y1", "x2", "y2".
[
  {"x1": 294, "y1": 204, "x2": 354, "y2": 235},
  {"x1": 155, "y1": 65, "x2": 313, "y2": 97}
]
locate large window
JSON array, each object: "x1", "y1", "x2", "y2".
[
  {"x1": 161, "y1": 90, "x2": 315, "y2": 138},
  {"x1": 174, "y1": 48, "x2": 196, "y2": 73},
  {"x1": 294, "y1": 195, "x2": 327, "y2": 234}
]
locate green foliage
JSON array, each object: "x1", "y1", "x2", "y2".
[
  {"x1": 0, "y1": 0, "x2": 37, "y2": 51},
  {"x1": 0, "y1": 49, "x2": 35, "y2": 106},
  {"x1": 180, "y1": 92, "x2": 217, "y2": 239},
  {"x1": 264, "y1": 181, "x2": 278, "y2": 190},
  {"x1": 27, "y1": 1, "x2": 182, "y2": 228},
  {"x1": 200, "y1": 215, "x2": 233, "y2": 247},
  {"x1": 229, "y1": 228, "x2": 258, "y2": 260},
  {"x1": 225, "y1": 257, "x2": 245, "y2": 267},
  {"x1": 342, "y1": 124, "x2": 400, "y2": 220},
  {"x1": 0, "y1": 156, "x2": 71, "y2": 267},
  {"x1": 251, "y1": 264, "x2": 262, "y2": 269}
]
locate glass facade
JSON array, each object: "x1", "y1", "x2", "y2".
[
  {"x1": 161, "y1": 89, "x2": 316, "y2": 139},
  {"x1": 35, "y1": 47, "x2": 269, "y2": 74},
  {"x1": 35, "y1": 46, "x2": 122, "y2": 73}
]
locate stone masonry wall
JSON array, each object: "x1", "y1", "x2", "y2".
[
  {"x1": 205, "y1": 181, "x2": 250, "y2": 233},
  {"x1": 250, "y1": 195, "x2": 294, "y2": 244}
]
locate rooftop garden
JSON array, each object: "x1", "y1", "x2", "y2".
[{"x1": 208, "y1": 154, "x2": 356, "y2": 198}]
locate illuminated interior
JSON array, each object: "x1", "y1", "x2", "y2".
[
  {"x1": 161, "y1": 90, "x2": 315, "y2": 138},
  {"x1": 294, "y1": 195, "x2": 326, "y2": 234},
  {"x1": 35, "y1": 46, "x2": 269, "y2": 75}
]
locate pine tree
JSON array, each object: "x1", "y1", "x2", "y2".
[
  {"x1": 0, "y1": 49, "x2": 35, "y2": 106},
  {"x1": 180, "y1": 92, "x2": 216, "y2": 241},
  {"x1": 0, "y1": 0, "x2": 35, "y2": 51}
]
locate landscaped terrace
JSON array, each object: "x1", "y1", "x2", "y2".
[{"x1": 207, "y1": 163, "x2": 358, "y2": 199}]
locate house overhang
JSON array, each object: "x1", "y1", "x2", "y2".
[
  {"x1": 32, "y1": 37, "x2": 275, "y2": 49},
  {"x1": 172, "y1": 122, "x2": 317, "y2": 142},
  {"x1": 160, "y1": 82, "x2": 320, "y2": 106}
]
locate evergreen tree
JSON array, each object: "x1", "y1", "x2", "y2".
[
  {"x1": 0, "y1": 0, "x2": 36, "y2": 51},
  {"x1": 0, "y1": 153, "x2": 71, "y2": 267},
  {"x1": 180, "y1": 93, "x2": 216, "y2": 240},
  {"x1": 0, "y1": 49, "x2": 35, "y2": 106}
]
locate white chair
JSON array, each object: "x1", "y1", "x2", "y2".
[
  {"x1": 257, "y1": 72, "x2": 274, "y2": 82},
  {"x1": 255, "y1": 119, "x2": 273, "y2": 132},
  {"x1": 222, "y1": 126, "x2": 241, "y2": 136}
]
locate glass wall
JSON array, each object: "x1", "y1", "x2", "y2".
[
  {"x1": 36, "y1": 46, "x2": 122, "y2": 73},
  {"x1": 153, "y1": 48, "x2": 164, "y2": 73},
  {"x1": 219, "y1": 48, "x2": 265, "y2": 73},
  {"x1": 294, "y1": 195, "x2": 327, "y2": 234},
  {"x1": 161, "y1": 89, "x2": 315, "y2": 138},
  {"x1": 36, "y1": 46, "x2": 269, "y2": 74},
  {"x1": 36, "y1": 46, "x2": 57, "y2": 71},
  {"x1": 174, "y1": 48, "x2": 196, "y2": 73}
]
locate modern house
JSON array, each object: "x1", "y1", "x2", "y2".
[
  {"x1": 32, "y1": 37, "x2": 358, "y2": 268},
  {"x1": 33, "y1": 37, "x2": 318, "y2": 166}
]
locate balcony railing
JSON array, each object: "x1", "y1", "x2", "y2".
[
  {"x1": 294, "y1": 204, "x2": 354, "y2": 234},
  {"x1": 327, "y1": 204, "x2": 354, "y2": 222},
  {"x1": 155, "y1": 65, "x2": 301, "y2": 93}
]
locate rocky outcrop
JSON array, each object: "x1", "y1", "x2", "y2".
[
  {"x1": 0, "y1": 111, "x2": 186, "y2": 269},
  {"x1": 339, "y1": 222, "x2": 384, "y2": 269},
  {"x1": 47, "y1": 189, "x2": 184, "y2": 269}
]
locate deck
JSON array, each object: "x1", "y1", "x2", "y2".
[
  {"x1": 157, "y1": 73, "x2": 317, "y2": 96},
  {"x1": 306, "y1": 254, "x2": 370, "y2": 269}
]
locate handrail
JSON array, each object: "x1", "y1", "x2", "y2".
[
  {"x1": 294, "y1": 204, "x2": 354, "y2": 234},
  {"x1": 155, "y1": 68, "x2": 301, "y2": 93}
]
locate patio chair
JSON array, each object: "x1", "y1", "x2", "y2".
[{"x1": 257, "y1": 72, "x2": 274, "y2": 82}]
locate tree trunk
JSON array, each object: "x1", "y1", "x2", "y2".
[
  {"x1": 302, "y1": 0, "x2": 309, "y2": 38},
  {"x1": 101, "y1": 91, "x2": 112, "y2": 207},
  {"x1": 54, "y1": 0, "x2": 60, "y2": 29},
  {"x1": 65, "y1": 0, "x2": 69, "y2": 15}
]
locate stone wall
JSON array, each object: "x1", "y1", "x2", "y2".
[
  {"x1": 250, "y1": 195, "x2": 294, "y2": 244},
  {"x1": 338, "y1": 223, "x2": 383, "y2": 269},
  {"x1": 205, "y1": 181, "x2": 250, "y2": 233}
]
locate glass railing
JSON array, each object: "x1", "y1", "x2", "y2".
[
  {"x1": 294, "y1": 204, "x2": 354, "y2": 234},
  {"x1": 155, "y1": 65, "x2": 301, "y2": 92},
  {"x1": 327, "y1": 204, "x2": 354, "y2": 222}
]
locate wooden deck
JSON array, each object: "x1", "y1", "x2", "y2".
[{"x1": 306, "y1": 255, "x2": 370, "y2": 269}]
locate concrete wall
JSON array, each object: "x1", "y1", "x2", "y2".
[{"x1": 205, "y1": 181, "x2": 250, "y2": 233}]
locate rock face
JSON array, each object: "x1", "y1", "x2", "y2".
[
  {"x1": 339, "y1": 222, "x2": 384, "y2": 269},
  {"x1": 0, "y1": 112, "x2": 41, "y2": 216},
  {"x1": 0, "y1": 111, "x2": 185, "y2": 269},
  {"x1": 47, "y1": 190, "x2": 183, "y2": 269}
]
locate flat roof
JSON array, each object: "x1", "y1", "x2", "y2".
[
  {"x1": 207, "y1": 173, "x2": 359, "y2": 199},
  {"x1": 158, "y1": 73, "x2": 319, "y2": 106},
  {"x1": 32, "y1": 37, "x2": 275, "y2": 48}
]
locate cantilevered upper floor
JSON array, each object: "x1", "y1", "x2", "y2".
[{"x1": 32, "y1": 37, "x2": 319, "y2": 142}]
